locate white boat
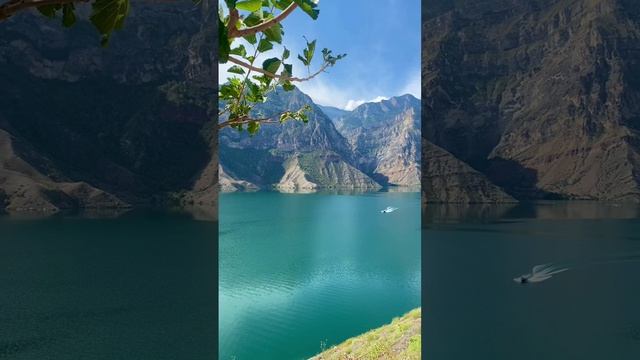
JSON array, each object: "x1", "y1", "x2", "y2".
[{"x1": 380, "y1": 206, "x2": 398, "y2": 213}]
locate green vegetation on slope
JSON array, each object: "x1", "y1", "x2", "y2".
[{"x1": 311, "y1": 308, "x2": 421, "y2": 360}]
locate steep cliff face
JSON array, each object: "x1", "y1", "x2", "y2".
[
  {"x1": 422, "y1": 141, "x2": 515, "y2": 203},
  {"x1": 424, "y1": 0, "x2": 640, "y2": 202},
  {"x1": 331, "y1": 95, "x2": 421, "y2": 186},
  {"x1": 219, "y1": 87, "x2": 380, "y2": 190},
  {"x1": 218, "y1": 165, "x2": 257, "y2": 192},
  {"x1": 0, "y1": 3, "x2": 217, "y2": 212}
]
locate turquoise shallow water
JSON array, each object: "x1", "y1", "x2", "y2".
[
  {"x1": 0, "y1": 212, "x2": 217, "y2": 360},
  {"x1": 424, "y1": 202, "x2": 640, "y2": 359},
  {"x1": 219, "y1": 191, "x2": 421, "y2": 360}
]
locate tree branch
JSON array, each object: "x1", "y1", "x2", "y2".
[
  {"x1": 228, "y1": 55, "x2": 331, "y2": 82},
  {"x1": 218, "y1": 116, "x2": 278, "y2": 129},
  {"x1": 227, "y1": 2, "x2": 297, "y2": 39}
]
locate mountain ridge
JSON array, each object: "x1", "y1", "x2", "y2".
[
  {"x1": 219, "y1": 89, "x2": 421, "y2": 191},
  {"x1": 0, "y1": 3, "x2": 218, "y2": 214},
  {"x1": 423, "y1": 0, "x2": 640, "y2": 203}
]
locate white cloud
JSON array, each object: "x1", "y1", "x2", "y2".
[
  {"x1": 343, "y1": 96, "x2": 389, "y2": 111},
  {"x1": 344, "y1": 100, "x2": 365, "y2": 111},
  {"x1": 370, "y1": 96, "x2": 389, "y2": 103}
]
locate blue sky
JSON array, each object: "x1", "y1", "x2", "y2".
[{"x1": 220, "y1": 0, "x2": 421, "y2": 110}]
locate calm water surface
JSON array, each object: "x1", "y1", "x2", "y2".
[
  {"x1": 219, "y1": 191, "x2": 421, "y2": 360},
  {"x1": 424, "y1": 202, "x2": 640, "y2": 359},
  {"x1": 0, "y1": 211, "x2": 217, "y2": 359}
]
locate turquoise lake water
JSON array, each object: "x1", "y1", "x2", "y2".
[
  {"x1": 219, "y1": 191, "x2": 421, "y2": 360},
  {"x1": 0, "y1": 212, "x2": 217, "y2": 359},
  {"x1": 424, "y1": 202, "x2": 640, "y2": 359}
]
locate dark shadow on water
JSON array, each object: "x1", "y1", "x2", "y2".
[
  {"x1": 424, "y1": 201, "x2": 640, "y2": 227},
  {"x1": 0, "y1": 205, "x2": 219, "y2": 223},
  {"x1": 423, "y1": 203, "x2": 518, "y2": 226}
]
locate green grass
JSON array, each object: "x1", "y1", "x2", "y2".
[{"x1": 311, "y1": 308, "x2": 421, "y2": 360}]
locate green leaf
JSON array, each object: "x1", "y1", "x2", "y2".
[
  {"x1": 279, "y1": 113, "x2": 290, "y2": 123},
  {"x1": 321, "y1": 48, "x2": 347, "y2": 66},
  {"x1": 228, "y1": 65, "x2": 246, "y2": 74},
  {"x1": 254, "y1": 75, "x2": 273, "y2": 88},
  {"x1": 293, "y1": 0, "x2": 319, "y2": 20},
  {"x1": 90, "y1": 0, "x2": 130, "y2": 46},
  {"x1": 263, "y1": 23, "x2": 283, "y2": 43},
  {"x1": 257, "y1": 39, "x2": 273, "y2": 52},
  {"x1": 62, "y1": 4, "x2": 76, "y2": 28},
  {"x1": 282, "y1": 81, "x2": 295, "y2": 91},
  {"x1": 274, "y1": 0, "x2": 293, "y2": 10},
  {"x1": 298, "y1": 37, "x2": 316, "y2": 66},
  {"x1": 230, "y1": 44, "x2": 247, "y2": 57},
  {"x1": 246, "y1": 80, "x2": 266, "y2": 102},
  {"x1": 235, "y1": 0, "x2": 262, "y2": 12},
  {"x1": 225, "y1": 0, "x2": 237, "y2": 9},
  {"x1": 304, "y1": 38, "x2": 316, "y2": 64},
  {"x1": 246, "y1": 82, "x2": 264, "y2": 103},
  {"x1": 247, "y1": 121, "x2": 260, "y2": 135},
  {"x1": 244, "y1": 34, "x2": 257, "y2": 45},
  {"x1": 281, "y1": 63, "x2": 293, "y2": 79},
  {"x1": 243, "y1": 12, "x2": 262, "y2": 26},
  {"x1": 262, "y1": 58, "x2": 281, "y2": 74},
  {"x1": 282, "y1": 48, "x2": 290, "y2": 60},
  {"x1": 220, "y1": 78, "x2": 243, "y2": 101},
  {"x1": 218, "y1": 16, "x2": 231, "y2": 62},
  {"x1": 37, "y1": 4, "x2": 61, "y2": 18}
]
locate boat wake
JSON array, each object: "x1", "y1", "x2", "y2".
[
  {"x1": 514, "y1": 263, "x2": 569, "y2": 284},
  {"x1": 515, "y1": 252, "x2": 640, "y2": 284}
]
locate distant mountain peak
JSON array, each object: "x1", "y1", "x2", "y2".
[{"x1": 220, "y1": 86, "x2": 421, "y2": 189}]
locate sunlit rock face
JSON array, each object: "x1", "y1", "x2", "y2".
[
  {"x1": 329, "y1": 94, "x2": 422, "y2": 187},
  {"x1": 219, "y1": 87, "x2": 382, "y2": 191}
]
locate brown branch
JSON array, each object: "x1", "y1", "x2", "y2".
[
  {"x1": 218, "y1": 116, "x2": 278, "y2": 129},
  {"x1": 227, "y1": 7, "x2": 239, "y2": 36},
  {"x1": 227, "y1": 2, "x2": 297, "y2": 39},
  {"x1": 228, "y1": 55, "x2": 331, "y2": 82}
]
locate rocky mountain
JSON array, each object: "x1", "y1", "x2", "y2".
[
  {"x1": 0, "y1": 129, "x2": 126, "y2": 212},
  {"x1": 423, "y1": 0, "x2": 640, "y2": 202},
  {"x1": 220, "y1": 89, "x2": 422, "y2": 191},
  {"x1": 0, "y1": 2, "x2": 218, "y2": 213},
  {"x1": 422, "y1": 141, "x2": 515, "y2": 203},
  {"x1": 219, "y1": 87, "x2": 380, "y2": 191},
  {"x1": 329, "y1": 95, "x2": 421, "y2": 186},
  {"x1": 318, "y1": 105, "x2": 349, "y2": 121}
]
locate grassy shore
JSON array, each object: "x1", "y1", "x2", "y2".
[{"x1": 310, "y1": 308, "x2": 421, "y2": 360}]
